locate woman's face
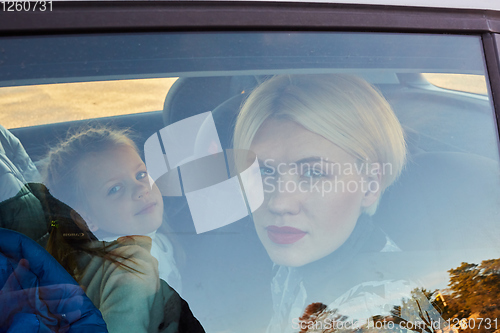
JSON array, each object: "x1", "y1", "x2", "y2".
[
  {"x1": 78, "y1": 145, "x2": 164, "y2": 236},
  {"x1": 249, "y1": 119, "x2": 379, "y2": 267}
]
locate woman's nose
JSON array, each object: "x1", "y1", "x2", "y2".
[{"x1": 267, "y1": 178, "x2": 301, "y2": 215}]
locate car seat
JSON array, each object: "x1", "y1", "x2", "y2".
[
  {"x1": 160, "y1": 75, "x2": 259, "y2": 229},
  {"x1": 160, "y1": 76, "x2": 271, "y2": 332},
  {"x1": 163, "y1": 76, "x2": 258, "y2": 126}
]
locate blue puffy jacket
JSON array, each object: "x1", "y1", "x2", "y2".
[{"x1": 0, "y1": 228, "x2": 108, "y2": 333}]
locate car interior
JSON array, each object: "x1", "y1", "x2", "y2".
[{"x1": 1, "y1": 31, "x2": 499, "y2": 332}]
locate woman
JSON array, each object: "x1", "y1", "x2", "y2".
[{"x1": 233, "y1": 74, "x2": 443, "y2": 332}]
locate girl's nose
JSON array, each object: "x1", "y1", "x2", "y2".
[{"x1": 134, "y1": 181, "x2": 150, "y2": 200}]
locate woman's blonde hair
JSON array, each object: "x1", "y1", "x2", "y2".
[{"x1": 233, "y1": 74, "x2": 406, "y2": 215}]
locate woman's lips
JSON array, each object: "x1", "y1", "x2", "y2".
[
  {"x1": 135, "y1": 202, "x2": 157, "y2": 215},
  {"x1": 266, "y1": 226, "x2": 307, "y2": 244}
]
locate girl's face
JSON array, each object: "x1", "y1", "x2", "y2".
[
  {"x1": 249, "y1": 119, "x2": 380, "y2": 267},
  {"x1": 78, "y1": 145, "x2": 164, "y2": 236}
]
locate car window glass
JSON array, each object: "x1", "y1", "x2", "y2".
[
  {"x1": 0, "y1": 78, "x2": 177, "y2": 129},
  {"x1": 422, "y1": 73, "x2": 488, "y2": 95},
  {"x1": 0, "y1": 32, "x2": 499, "y2": 333}
]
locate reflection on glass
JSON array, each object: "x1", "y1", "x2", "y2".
[
  {"x1": 1, "y1": 31, "x2": 499, "y2": 333},
  {"x1": 144, "y1": 112, "x2": 264, "y2": 233}
]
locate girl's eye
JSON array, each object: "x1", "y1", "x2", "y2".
[
  {"x1": 136, "y1": 171, "x2": 148, "y2": 180},
  {"x1": 303, "y1": 168, "x2": 324, "y2": 178},
  {"x1": 108, "y1": 185, "x2": 122, "y2": 195}
]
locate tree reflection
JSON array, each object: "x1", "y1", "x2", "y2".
[
  {"x1": 297, "y1": 258, "x2": 500, "y2": 333},
  {"x1": 442, "y1": 258, "x2": 500, "y2": 333}
]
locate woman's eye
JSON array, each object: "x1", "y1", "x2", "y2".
[
  {"x1": 136, "y1": 171, "x2": 148, "y2": 180},
  {"x1": 259, "y1": 167, "x2": 274, "y2": 176},
  {"x1": 303, "y1": 169, "x2": 324, "y2": 178},
  {"x1": 108, "y1": 185, "x2": 122, "y2": 195}
]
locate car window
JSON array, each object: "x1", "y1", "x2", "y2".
[
  {"x1": 0, "y1": 78, "x2": 177, "y2": 129},
  {"x1": 0, "y1": 32, "x2": 499, "y2": 333},
  {"x1": 422, "y1": 73, "x2": 488, "y2": 95}
]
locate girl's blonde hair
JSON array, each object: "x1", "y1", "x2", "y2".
[
  {"x1": 233, "y1": 74, "x2": 407, "y2": 215},
  {"x1": 41, "y1": 126, "x2": 140, "y2": 279},
  {"x1": 42, "y1": 126, "x2": 138, "y2": 213}
]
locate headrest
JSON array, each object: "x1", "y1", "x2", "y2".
[
  {"x1": 163, "y1": 76, "x2": 258, "y2": 126},
  {"x1": 374, "y1": 152, "x2": 500, "y2": 251},
  {"x1": 211, "y1": 93, "x2": 248, "y2": 150}
]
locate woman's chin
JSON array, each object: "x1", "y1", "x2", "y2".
[
  {"x1": 264, "y1": 241, "x2": 340, "y2": 267},
  {"x1": 265, "y1": 247, "x2": 312, "y2": 267},
  {"x1": 258, "y1": 233, "x2": 309, "y2": 267}
]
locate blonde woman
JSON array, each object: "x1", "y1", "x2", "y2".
[{"x1": 233, "y1": 74, "x2": 443, "y2": 332}]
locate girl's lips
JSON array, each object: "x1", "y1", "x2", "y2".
[
  {"x1": 266, "y1": 226, "x2": 307, "y2": 244},
  {"x1": 135, "y1": 202, "x2": 157, "y2": 215}
]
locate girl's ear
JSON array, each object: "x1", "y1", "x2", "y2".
[
  {"x1": 70, "y1": 209, "x2": 99, "y2": 232},
  {"x1": 360, "y1": 162, "x2": 382, "y2": 208}
]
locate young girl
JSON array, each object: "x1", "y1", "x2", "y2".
[{"x1": 41, "y1": 126, "x2": 203, "y2": 333}]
